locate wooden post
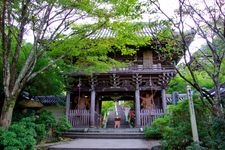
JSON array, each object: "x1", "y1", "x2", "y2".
[
  {"x1": 187, "y1": 85, "x2": 200, "y2": 146},
  {"x1": 66, "y1": 91, "x2": 71, "y2": 120},
  {"x1": 162, "y1": 89, "x2": 167, "y2": 113},
  {"x1": 134, "y1": 73, "x2": 141, "y2": 127},
  {"x1": 172, "y1": 91, "x2": 179, "y2": 105},
  {"x1": 90, "y1": 90, "x2": 96, "y2": 127},
  {"x1": 135, "y1": 89, "x2": 141, "y2": 127}
]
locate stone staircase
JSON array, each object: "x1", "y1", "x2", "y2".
[
  {"x1": 106, "y1": 104, "x2": 130, "y2": 128},
  {"x1": 50, "y1": 105, "x2": 160, "y2": 149},
  {"x1": 63, "y1": 128, "x2": 145, "y2": 139},
  {"x1": 106, "y1": 111, "x2": 116, "y2": 128}
]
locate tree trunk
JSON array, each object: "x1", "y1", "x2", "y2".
[
  {"x1": 213, "y1": 103, "x2": 224, "y2": 118},
  {"x1": 0, "y1": 96, "x2": 16, "y2": 128}
]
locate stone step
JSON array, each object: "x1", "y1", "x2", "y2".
[
  {"x1": 68, "y1": 128, "x2": 142, "y2": 133},
  {"x1": 63, "y1": 132, "x2": 145, "y2": 139},
  {"x1": 63, "y1": 128, "x2": 145, "y2": 139},
  {"x1": 106, "y1": 124, "x2": 130, "y2": 128}
]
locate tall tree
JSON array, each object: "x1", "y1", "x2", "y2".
[
  {"x1": 149, "y1": 0, "x2": 225, "y2": 117},
  {"x1": 0, "y1": 0, "x2": 145, "y2": 128}
]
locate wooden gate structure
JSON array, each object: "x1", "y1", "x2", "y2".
[{"x1": 65, "y1": 28, "x2": 194, "y2": 128}]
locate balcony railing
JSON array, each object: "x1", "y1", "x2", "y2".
[{"x1": 110, "y1": 64, "x2": 175, "y2": 73}]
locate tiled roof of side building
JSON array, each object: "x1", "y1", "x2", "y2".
[{"x1": 34, "y1": 96, "x2": 66, "y2": 106}]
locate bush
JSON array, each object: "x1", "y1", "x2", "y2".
[
  {"x1": 210, "y1": 117, "x2": 225, "y2": 149},
  {"x1": 55, "y1": 117, "x2": 72, "y2": 137},
  {"x1": 144, "y1": 115, "x2": 170, "y2": 139},
  {"x1": 0, "y1": 110, "x2": 68, "y2": 149},
  {"x1": 144, "y1": 99, "x2": 212, "y2": 150},
  {"x1": 36, "y1": 110, "x2": 56, "y2": 130},
  {"x1": 0, "y1": 117, "x2": 36, "y2": 150}
]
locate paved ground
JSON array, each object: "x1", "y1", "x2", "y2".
[{"x1": 48, "y1": 138, "x2": 160, "y2": 150}]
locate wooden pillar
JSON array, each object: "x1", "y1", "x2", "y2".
[
  {"x1": 90, "y1": 90, "x2": 96, "y2": 127},
  {"x1": 135, "y1": 89, "x2": 141, "y2": 127},
  {"x1": 66, "y1": 91, "x2": 71, "y2": 120},
  {"x1": 162, "y1": 89, "x2": 167, "y2": 112},
  {"x1": 133, "y1": 73, "x2": 141, "y2": 127}
]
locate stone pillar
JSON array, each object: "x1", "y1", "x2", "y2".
[
  {"x1": 187, "y1": 85, "x2": 199, "y2": 145},
  {"x1": 90, "y1": 90, "x2": 96, "y2": 127},
  {"x1": 162, "y1": 89, "x2": 167, "y2": 112},
  {"x1": 66, "y1": 91, "x2": 71, "y2": 120},
  {"x1": 135, "y1": 89, "x2": 141, "y2": 127}
]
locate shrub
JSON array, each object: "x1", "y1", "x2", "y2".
[
  {"x1": 0, "y1": 110, "x2": 60, "y2": 149},
  {"x1": 0, "y1": 117, "x2": 37, "y2": 150},
  {"x1": 144, "y1": 99, "x2": 212, "y2": 149},
  {"x1": 36, "y1": 110, "x2": 56, "y2": 130},
  {"x1": 55, "y1": 117, "x2": 72, "y2": 137},
  {"x1": 144, "y1": 115, "x2": 170, "y2": 139},
  {"x1": 35, "y1": 123, "x2": 46, "y2": 143},
  {"x1": 210, "y1": 117, "x2": 225, "y2": 149}
]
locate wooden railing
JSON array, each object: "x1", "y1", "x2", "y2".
[
  {"x1": 140, "y1": 108, "x2": 164, "y2": 127},
  {"x1": 68, "y1": 109, "x2": 90, "y2": 128},
  {"x1": 110, "y1": 64, "x2": 175, "y2": 73},
  {"x1": 68, "y1": 109, "x2": 102, "y2": 128},
  {"x1": 166, "y1": 93, "x2": 187, "y2": 104}
]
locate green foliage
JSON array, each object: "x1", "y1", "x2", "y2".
[
  {"x1": 50, "y1": 22, "x2": 164, "y2": 75},
  {"x1": 167, "y1": 75, "x2": 187, "y2": 93},
  {"x1": 35, "y1": 123, "x2": 46, "y2": 143},
  {"x1": 0, "y1": 110, "x2": 71, "y2": 149},
  {"x1": 55, "y1": 117, "x2": 72, "y2": 137},
  {"x1": 25, "y1": 64, "x2": 66, "y2": 95},
  {"x1": 36, "y1": 110, "x2": 57, "y2": 130},
  {"x1": 0, "y1": 117, "x2": 37, "y2": 150},
  {"x1": 120, "y1": 101, "x2": 134, "y2": 108},
  {"x1": 144, "y1": 116, "x2": 170, "y2": 139},
  {"x1": 210, "y1": 117, "x2": 225, "y2": 149},
  {"x1": 167, "y1": 68, "x2": 215, "y2": 94},
  {"x1": 24, "y1": 55, "x2": 68, "y2": 95},
  {"x1": 101, "y1": 101, "x2": 115, "y2": 116},
  {"x1": 144, "y1": 99, "x2": 212, "y2": 149}
]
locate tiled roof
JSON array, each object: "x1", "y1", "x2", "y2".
[
  {"x1": 88, "y1": 28, "x2": 116, "y2": 39},
  {"x1": 87, "y1": 26, "x2": 196, "y2": 48},
  {"x1": 34, "y1": 96, "x2": 66, "y2": 105},
  {"x1": 20, "y1": 92, "x2": 66, "y2": 106},
  {"x1": 87, "y1": 26, "x2": 158, "y2": 39},
  {"x1": 209, "y1": 82, "x2": 225, "y2": 97}
]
